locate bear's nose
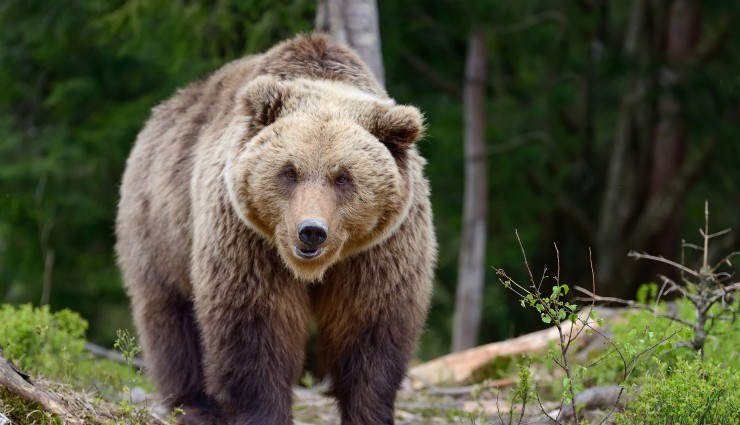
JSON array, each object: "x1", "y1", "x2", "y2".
[{"x1": 298, "y1": 219, "x2": 328, "y2": 247}]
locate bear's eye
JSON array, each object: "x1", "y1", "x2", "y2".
[
  {"x1": 282, "y1": 167, "x2": 298, "y2": 182},
  {"x1": 334, "y1": 173, "x2": 351, "y2": 186}
]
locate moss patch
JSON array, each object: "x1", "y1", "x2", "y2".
[
  {"x1": 469, "y1": 355, "x2": 514, "y2": 383},
  {"x1": 0, "y1": 387, "x2": 62, "y2": 425}
]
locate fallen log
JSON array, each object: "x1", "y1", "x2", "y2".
[
  {"x1": 0, "y1": 352, "x2": 167, "y2": 424},
  {"x1": 408, "y1": 308, "x2": 615, "y2": 388},
  {"x1": 0, "y1": 354, "x2": 81, "y2": 424}
]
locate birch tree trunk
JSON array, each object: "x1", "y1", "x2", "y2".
[
  {"x1": 315, "y1": 0, "x2": 385, "y2": 87},
  {"x1": 451, "y1": 30, "x2": 488, "y2": 352}
]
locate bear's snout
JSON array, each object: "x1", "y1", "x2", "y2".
[
  {"x1": 295, "y1": 219, "x2": 328, "y2": 260},
  {"x1": 298, "y1": 218, "x2": 329, "y2": 247},
  {"x1": 298, "y1": 219, "x2": 328, "y2": 246}
]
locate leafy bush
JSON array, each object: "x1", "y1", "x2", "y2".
[
  {"x1": 591, "y1": 291, "x2": 740, "y2": 387},
  {"x1": 0, "y1": 303, "x2": 87, "y2": 380},
  {"x1": 0, "y1": 303, "x2": 146, "y2": 398},
  {"x1": 616, "y1": 357, "x2": 740, "y2": 425}
]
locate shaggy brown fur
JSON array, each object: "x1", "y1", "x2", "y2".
[{"x1": 115, "y1": 33, "x2": 436, "y2": 425}]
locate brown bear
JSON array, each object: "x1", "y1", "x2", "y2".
[{"x1": 115, "y1": 33, "x2": 436, "y2": 425}]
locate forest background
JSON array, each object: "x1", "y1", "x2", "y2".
[{"x1": 1, "y1": 0, "x2": 738, "y2": 360}]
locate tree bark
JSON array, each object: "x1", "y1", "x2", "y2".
[
  {"x1": 451, "y1": 30, "x2": 488, "y2": 352},
  {"x1": 640, "y1": 0, "x2": 701, "y2": 283},
  {"x1": 315, "y1": 0, "x2": 385, "y2": 87}
]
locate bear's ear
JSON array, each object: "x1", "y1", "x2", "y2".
[
  {"x1": 369, "y1": 105, "x2": 425, "y2": 157},
  {"x1": 240, "y1": 76, "x2": 289, "y2": 131}
]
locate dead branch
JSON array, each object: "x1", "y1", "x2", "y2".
[
  {"x1": 573, "y1": 286, "x2": 695, "y2": 328},
  {"x1": 627, "y1": 251, "x2": 700, "y2": 278}
]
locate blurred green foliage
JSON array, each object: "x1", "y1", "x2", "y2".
[
  {"x1": 592, "y1": 295, "x2": 740, "y2": 387},
  {"x1": 0, "y1": 303, "x2": 86, "y2": 379},
  {"x1": 0, "y1": 303, "x2": 139, "y2": 398},
  {"x1": 1, "y1": 0, "x2": 739, "y2": 359},
  {"x1": 615, "y1": 356, "x2": 740, "y2": 425}
]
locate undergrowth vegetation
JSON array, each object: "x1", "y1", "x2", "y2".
[
  {"x1": 0, "y1": 304, "x2": 140, "y2": 399},
  {"x1": 488, "y1": 205, "x2": 739, "y2": 424},
  {"x1": 616, "y1": 356, "x2": 740, "y2": 425},
  {"x1": 0, "y1": 304, "x2": 162, "y2": 424}
]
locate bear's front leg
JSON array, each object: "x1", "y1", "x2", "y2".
[
  {"x1": 192, "y1": 231, "x2": 311, "y2": 425},
  {"x1": 317, "y1": 239, "x2": 433, "y2": 425}
]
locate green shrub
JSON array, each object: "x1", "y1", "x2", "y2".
[
  {"x1": 616, "y1": 357, "x2": 740, "y2": 425},
  {"x1": 0, "y1": 303, "x2": 87, "y2": 380},
  {"x1": 0, "y1": 303, "x2": 146, "y2": 398},
  {"x1": 592, "y1": 288, "x2": 740, "y2": 387}
]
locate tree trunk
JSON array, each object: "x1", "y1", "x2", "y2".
[
  {"x1": 315, "y1": 0, "x2": 385, "y2": 87},
  {"x1": 593, "y1": 0, "x2": 704, "y2": 298},
  {"x1": 594, "y1": 0, "x2": 648, "y2": 297},
  {"x1": 640, "y1": 0, "x2": 700, "y2": 283},
  {"x1": 451, "y1": 30, "x2": 488, "y2": 352}
]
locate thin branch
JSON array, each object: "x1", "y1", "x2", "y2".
[
  {"x1": 701, "y1": 228, "x2": 732, "y2": 239},
  {"x1": 682, "y1": 241, "x2": 703, "y2": 251},
  {"x1": 628, "y1": 251, "x2": 701, "y2": 278},
  {"x1": 711, "y1": 251, "x2": 740, "y2": 273},
  {"x1": 703, "y1": 200, "x2": 710, "y2": 269},
  {"x1": 515, "y1": 229, "x2": 537, "y2": 288},
  {"x1": 573, "y1": 286, "x2": 696, "y2": 328},
  {"x1": 656, "y1": 275, "x2": 693, "y2": 302}
]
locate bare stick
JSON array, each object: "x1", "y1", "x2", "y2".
[
  {"x1": 627, "y1": 251, "x2": 700, "y2": 278},
  {"x1": 573, "y1": 286, "x2": 695, "y2": 328}
]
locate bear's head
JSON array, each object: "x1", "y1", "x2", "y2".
[{"x1": 225, "y1": 76, "x2": 424, "y2": 281}]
